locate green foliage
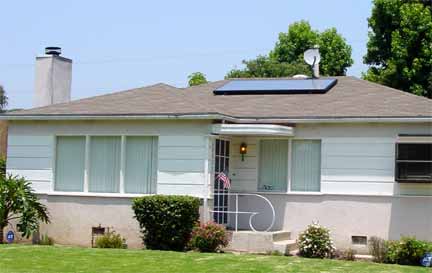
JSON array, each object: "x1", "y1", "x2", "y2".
[
  {"x1": 271, "y1": 21, "x2": 353, "y2": 76},
  {"x1": 0, "y1": 158, "x2": 6, "y2": 178},
  {"x1": 297, "y1": 222, "x2": 335, "y2": 258},
  {"x1": 336, "y1": 248, "x2": 357, "y2": 261},
  {"x1": 132, "y1": 195, "x2": 200, "y2": 251},
  {"x1": 227, "y1": 21, "x2": 353, "y2": 78},
  {"x1": 189, "y1": 221, "x2": 229, "y2": 252},
  {"x1": 95, "y1": 230, "x2": 126, "y2": 249},
  {"x1": 318, "y1": 28, "x2": 354, "y2": 76},
  {"x1": 226, "y1": 56, "x2": 310, "y2": 78},
  {"x1": 369, "y1": 236, "x2": 388, "y2": 263},
  {"x1": 38, "y1": 234, "x2": 54, "y2": 246},
  {"x1": 0, "y1": 174, "x2": 50, "y2": 243},
  {"x1": 385, "y1": 237, "x2": 432, "y2": 265},
  {"x1": 188, "y1": 72, "x2": 208, "y2": 86},
  {"x1": 364, "y1": 0, "x2": 432, "y2": 97},
  {"x1": 270, "y1": 21, "x2": 319, "y2": 64},
  {"x1": 0, "y1": 85, "x2": 8, "y2": 113}
]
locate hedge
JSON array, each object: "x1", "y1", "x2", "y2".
[{"x1": 132, "y1": 195, "x2": 200, "y2": 251}]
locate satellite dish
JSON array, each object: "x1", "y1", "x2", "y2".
[{"x1": 304, "y1": 48, "x2": 321, "y2": 66}]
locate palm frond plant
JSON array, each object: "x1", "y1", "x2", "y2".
[{"x1": 0, "y1": 173, "x2": 50, "y2": 243}]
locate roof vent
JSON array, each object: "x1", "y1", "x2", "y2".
[
  {"x1": 45, "y1": 46, "x2": 62, "y2": 56},
  {"x1": 293, "y1": 74, "x2": 309, "y2": 79}
]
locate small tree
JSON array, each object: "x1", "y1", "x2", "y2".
[
  {"x1": 188, "y1": 72, "x2": 208, "y2": 86},
  {"x1": 0, "y1": 85, "x2": 8, "y2": 113},
  {"x1": 227, "y1": 21, "x2": 353, "y2": 78},
  {"x1": 0, "y1": 174, "x2": 50, "y2": 243},
  {"x1": 363, "y1": 0, "x2": 432, "y2": 97}
]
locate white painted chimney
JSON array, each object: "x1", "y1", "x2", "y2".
[{"x1": 33, "y1": 47, "x2": 72, "y2": 107}]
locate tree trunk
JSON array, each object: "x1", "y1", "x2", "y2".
[{"x1": 0, "y1": 225, "x2": 4, "y2": 244}]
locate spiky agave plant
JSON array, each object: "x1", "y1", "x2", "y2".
[{"x1": 0, "y1": 174, "x2": 50, "y2": 243}]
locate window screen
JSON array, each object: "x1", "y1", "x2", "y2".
[
  {"x1": 89, "y1": 136, "x2": 121, "y2": 193},
  {"x1": 396, "y1": 143, "x2": 432, "y2": 182},
  {"x1": 258, "y1": 139, "x2": 288, "y2": 192},
  {"x1": 55, "y1": 136, "x2": 85, "y2": 192},
  {"x1": 291, "y1": 140, "x2": 321, "y2": 192},
  {"x1": 124, "y1": 136, "x2": 158, "y2": 194}
]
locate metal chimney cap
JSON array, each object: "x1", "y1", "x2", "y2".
[{"x1": 45, "y1": 47, "x2": 62, "y2": 56}]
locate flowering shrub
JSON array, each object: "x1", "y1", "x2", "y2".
[
  {"x1": 297, "y1": 222, "x2": 335, "y2": 258},
  {"x1": 189, "y1": 222, "x2": 229, "y2": 252},
  {"x1": 386, "y1": 237, "x2": 432, "y2": 265}
]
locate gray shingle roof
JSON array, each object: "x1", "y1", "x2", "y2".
[{"x1": 5, "y1": 77, "x2": 432, "y2": 119}]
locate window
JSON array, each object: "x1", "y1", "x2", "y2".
[
  {"x1": 54, "y1": 135, "x2": 158, "y2": 194},
  {"x1": 89, "y1": 136, "x2": 121, "y2": 193},
  {"x1": 55, "y1": 136, "x2": 86, "y2": 192},
  {"x1": 291, "y1": 140, "x2": 321, "y2": 192},
  {"x1": 351, "y1": 236, "x2": 367, "y2": 245},
  {"x1": 258, "y1": 139, "x2": 288, "y2": 192},
  {"x1": 396, "y1": 143, "x2": 432, "y2": 183},
  {"x1": 124, "y1": 136, "x2": 158, "y2": 194}
]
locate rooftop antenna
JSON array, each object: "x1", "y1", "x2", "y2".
[{"x1": 304, "y1": 46, "x2": 320, "y2": 78}]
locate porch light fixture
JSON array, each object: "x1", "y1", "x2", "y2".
[{"x1": 240, "y1": 142, "x2": 247, "y2": 161}]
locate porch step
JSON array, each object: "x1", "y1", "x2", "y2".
[
  {"x1": 272, "y1": 239, "x2": 297, "y2": 254},
  {"x1": 271, "y1": 231, "x2": 291, "y2": 242},
  {"x1": 227, "y1": 230, "x2": 296, "y2": 255}
]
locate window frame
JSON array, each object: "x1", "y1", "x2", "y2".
[
  {"x1": 53, "y1": 134, "x2": 159, "y2": 195},
  {"x1": 257, "y1": 138, "x2": 289, "y2": 192},
  {"x1": 395, "y1": 142, "x2": 432, "y2": 183},
  {"x1": 256, "y1": 137, "x2": 322, "y2": 193}
]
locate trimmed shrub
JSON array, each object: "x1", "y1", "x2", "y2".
[
  {"x1": 369, "y1": 236, "x2": 387, "y2": 263},
  {"x1": 95, "y1": 230, "x2": 126, "y2": 249},
  {"x1": 189, "y1": 222, "x2": 229, "y2": 252},
  {"x1": 386, "y1": 237, "x2": 432, "y2": 265},
  {"x1": 297, "y1": 222, "x2": 335, "y2": 258},
  {"x1": 338, "y1": 248, "x2": 356, "y2": 261},
  {"x1": 132, "y1": 195, "x2": 200, "y2": 251},
  {"x1": 38, "y1": 234, "x2": 54, "y2": 246}
]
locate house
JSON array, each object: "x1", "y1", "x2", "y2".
[{"x1": 1, "y1": 48, "x2": 431, "y2": 252}]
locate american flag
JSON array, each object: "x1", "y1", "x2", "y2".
[{"x1": 216, "y1": 171, "x2": 231, "y2": 189}]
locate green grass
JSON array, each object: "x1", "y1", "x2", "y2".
[{"x1": 0, "y1": 245, "x2": 430, "y2": 273}]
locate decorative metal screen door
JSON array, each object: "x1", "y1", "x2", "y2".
[{"x1": 213, "y1": 139, "x2": 230, "y2": 225}]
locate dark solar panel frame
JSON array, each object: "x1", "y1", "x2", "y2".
[{"x1": 213, "y1": 78, "x2": 337, "y2": 95}]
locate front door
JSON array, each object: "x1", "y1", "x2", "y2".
[{"x1": 213, "y1": 139, "x2": 230, "y2": 225}]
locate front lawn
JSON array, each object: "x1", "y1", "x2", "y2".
[{"x1": 0, "y1": 245, "x2": 430, "y2": 273}]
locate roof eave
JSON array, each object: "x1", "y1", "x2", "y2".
[{"x1": 1, "y1": 114, "x2": 431, "y2": 123}]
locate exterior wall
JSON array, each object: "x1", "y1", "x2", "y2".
[
  {"x1": 230, "y1": 123, "x2": 432, "y2": 196},
  {"x1": 6, "y1": 120, "x2": 212, "y2": 198},
  {"x1": 4, "y1": 120, "x2": 432, "y2": 249},
  {"x1": 227, "y1": 122, "x2": 432, "y2": 252},
  {"x1": 229, "y1": 193, "x2": 432, "y2": 253},
  {"x1": 24, "y1": 195, "x2": 205, "y2": 248},
  {"x1": 5, "y1": 119, "x2": 212, "y2": 247}
]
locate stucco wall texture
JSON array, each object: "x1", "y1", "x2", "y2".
[
  {"x1": 18, "y1": 194, "x2": 430, "y2": 252},
  {"x1": 229, "y1": 194, "x2": 432, "y2": 252},
  {"x1": 34, "y1": 195, "x2": 206, "y2": 249}
]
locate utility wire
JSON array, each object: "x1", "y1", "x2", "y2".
[{"x1": 0, "y1": 48, "x2": 272, "y2": 68}]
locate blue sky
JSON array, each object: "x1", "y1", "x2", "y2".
[{"x1": 1, "y1": 0, "x2": 372, "y2": 109}]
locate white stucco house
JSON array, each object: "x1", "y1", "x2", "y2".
[{"x1": 1, "y1": 49, "x2": 431, "y2": 252}]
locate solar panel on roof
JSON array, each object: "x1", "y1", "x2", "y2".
[{"x1": 213, "y1": 78, "x2": 337, "y2": 95}]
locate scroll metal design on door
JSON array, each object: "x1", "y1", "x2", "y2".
[{"x1": 213, "y1": 139, "x2": 230, "y2": 225}]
